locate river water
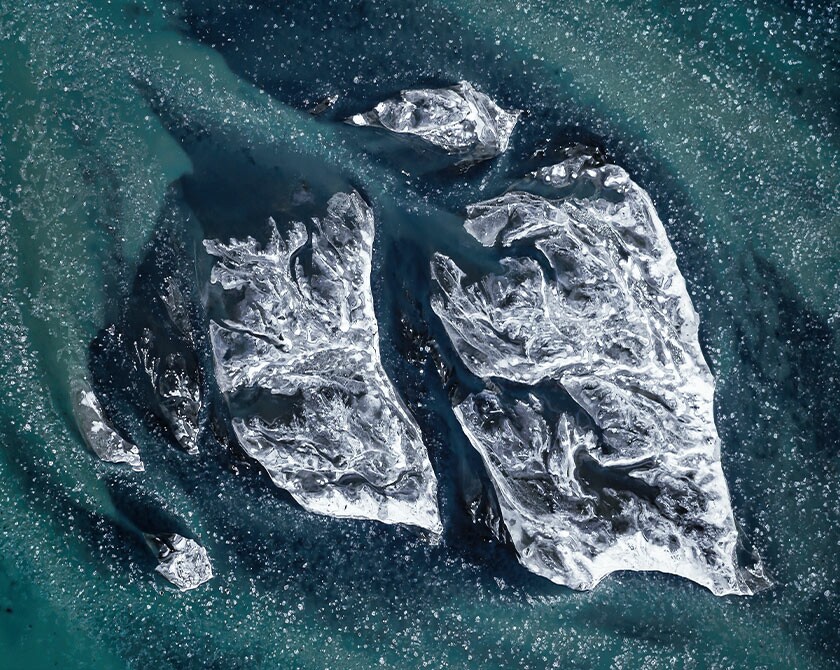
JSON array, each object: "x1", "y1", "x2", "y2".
[{"x1": 0, "y1": 1, "x2": 838, "y2": 668}]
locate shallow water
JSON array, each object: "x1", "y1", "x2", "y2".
[{"x1": 0, "y1": 1, "x2": 838, "y2": 668}]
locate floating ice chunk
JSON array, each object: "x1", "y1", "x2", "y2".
[
  {"x1": 161, "y1": 277, "x2": 193, "y2": 339},
  {"x1": 308, "y1": 93, "x2": 339, "y2": 116},
  {"x1": 205, "y1": 192, "x2": 441, "y2": 535},
  {"x1": 431, "y1": 152, "x2": 769, "y2": 595},
  {"x1": 133, "y1": 278, "x2": 202, "y2": 456},
  {"x1": 346, "y1": 81, "x2": 520, "y2": 163},
  {"x1": 71, "y1": 382, "x2": 144, "y2": 472},
  {"x1": 152, "y1": 534, "x2": 213, "y2": 591},
  {"x1": 136, "y1": 339, "x2": 201, "y2": 455}
]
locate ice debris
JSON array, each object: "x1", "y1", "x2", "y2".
[
  {"x1": 152, "y1": 534, "x2": 214, "y2": 591},
  {"x1": 308, "y1": 93, "x2": 339, "y2": 116},
  {"x1": 133, "y1": 278, "x2": 202, "y2": 455}
]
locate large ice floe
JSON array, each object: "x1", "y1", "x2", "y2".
[
  {"x1": 431, "y1": 152, "x2": 769, "y2": 595},
  {"x1": 205, "y1": 192, "x2": 442, "y2": 535},
  {"x1": 346, "y1": 81, "x2": 520, "y2": 163}
]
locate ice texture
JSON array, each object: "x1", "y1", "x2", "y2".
[
  {"x1": 346, "y1": 81, "x2": 520, "y2": 163},
  {"x1": 152, "y1": 534, "x2": 214, "y2": 591},
  {"x1": 431, "y1": 154, "x2": 769, "y2": 595},
  {"x1": 71, "y1": 382, "x2": 144, "y2": 472},
  {"x1": 133, "y1": 278, "x2": 202, "y2": 455},
  {"x1": 205, "y1": 192, "x2": 441, "y2": 534}
]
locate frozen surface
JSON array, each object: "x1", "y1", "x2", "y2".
[
  {"x1": 346, "y1": 81, "x2": 519, "y2": 163},
  {"x1": 152, "y1": 534, "x2": 214, "y2": 591},
  {"x1": 432, "y1": 154, "x2": 769, "y2": 595},
  {"x1": 71, "y1": 382, "x2": 144, "y2": 472},
  {"x1": 205, "y1": 192, "x2": 441, "y2": 534}
]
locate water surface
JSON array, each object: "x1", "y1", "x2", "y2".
[{"x1": 0, "y1": 1, "x2": 838, "y2": 668}]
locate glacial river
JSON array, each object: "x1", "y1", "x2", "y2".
[{"x1": 0, "y1": 1, "x2": 837, "y2": 668}]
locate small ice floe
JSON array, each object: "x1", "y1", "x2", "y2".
[
  {"x1": 71, "y1": 381, "x2": 144, "y2": 472},
  {"x1": 308, "y1": 93, "x2": 339, "y2": 116},
  {"x1": 152, "y1": 534, "x2": 214, "y2": 592},
  {"x1": 346, "y1": 81, "x2": 520, "y2": 163}
]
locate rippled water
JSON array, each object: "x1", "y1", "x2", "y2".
[{"x1": 0, "y1": 1, "x2": 838, "y2": 668}]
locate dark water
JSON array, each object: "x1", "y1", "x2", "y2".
[{"x1": 0, "y1": 1, "x2": 838, "y2": 668}]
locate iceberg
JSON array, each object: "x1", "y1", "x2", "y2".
[
  {"x1": 71, "y1": 381, "x2": 144, "y2": 472},
  {"x1": 431, "y1": 152, "x2": 769, "y2": 594},
  {"x1": 346, "y1": 81, "x2": 520, "y2": 163},
  {"x1": 205, "y1": 192, "x2": 441, "y2": 535},
  {"x1": 152, "y1": 534, "x2": 214, "y2": 591}
]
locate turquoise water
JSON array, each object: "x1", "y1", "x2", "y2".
[{"x1": 0, "y1": 1, "x2": 838, "y2": 667}]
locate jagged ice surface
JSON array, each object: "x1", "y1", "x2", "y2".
[
  {"x1": 71, "y1": 382, "x2": 144, "y2": 472},
  {"x1": 205, "y1": 192, "x2": 441, "y2": 534},
  {"x1": 152, "y1": 534, "x2": 214, "y2": 592},
  {"x1": 346, "y1": 81, "x2": 520, "y2": 163},
  {"x1": 431, "y1": 155, "x2": 769, "y2": 595},
  {"x1": 133, "y1": 277, "x2": 202, "y2": 455}
]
